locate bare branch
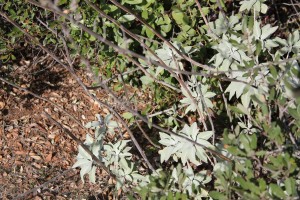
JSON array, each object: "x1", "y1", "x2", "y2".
[
  {"x1": 108, "y1": 0, "x2": 215, "y2": 71},
  {"x1": 13, "y1": 168, "x2": 75, "y2": 200},
  {"x1": 0, "y1": 77, "x2": 85, "y2": 130},
  {"x1": 43, "y1": 111, "x2": 112, "y2": 175},
  {"x1": 0, "y1": 7, "x2": 232, "y2": 162}
]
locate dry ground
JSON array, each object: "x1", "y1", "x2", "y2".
[
  {"x1": 0, "y1": 58, "x2": 129, "y2": 199},
  {"x1": 1, "y1": 2, "x2": 299, "y2": 199}
]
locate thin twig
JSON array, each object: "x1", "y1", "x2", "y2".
[
  {"x1": 18, "y1": 0, "x2": 286, "y2": 81},
  {"x1": 215, "y1": 0, "x2": 228, "y2": 24},
  {"x1": 13, "y1": 168, "x2": 75, "y2": 200},
  {"x1": 218, "y1": 82, "x2": 233, "y2": 128},
  {"x1": 195, "y1": 0, "x2": 218, "y2": 39},
  {"x1": 60, "y1": 31, "x2": 157, "y2": 172},
  {"x1": 0, "y1": 10, "x2": 157, "y2": 172},
  {"x1": 107, "y1": 0, "x2": 214, "y2": 71},
  {"x1": 83, "y1": 0, "x2": 183, "y2": 93},
  {"x1": 171, "y1": 53, "x2": 208, "y2": 130},
  {"x1": 0, "y1": 77, "x2": 85, "y2": 129},
  {"x1": 197, "y1": 84, "x2": 216, "y2": 145},
  {"x1": 91, "y1": 0, "x2": 206, "y2": 137},
  {"x1": 93, "y1": 81, "x2": 232, "y2": 162},
  {"x1": 28, "y1": 0, "x2": 215, "y2": 75},
  {"x1": 0, "y1": 8, "x2": 231, "y2": 162},
  {"x1": 43, "y1": 111, "x2": 112, "y2": 175},
  {"x1": 116, "y1": 67, "x2": 160, "y2": 148}
]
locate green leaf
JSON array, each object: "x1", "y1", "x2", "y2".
[
  {"x1": 141, "y1": 10, "x2": 148, "y2": 19},
  {"x1": 72, "y1": 158, "x2": 92, "y2": 168},
  {"x1": 161, "y1": 24, "x2": 172, "y2": 34},
  {"x1": 249, "y1": 134, "x2": 257, "y2": 149},
  {"x1": 122, "y1": 112, "x2": 133, "y2": 119},
  {"x1": 85, "y1": 121, "x2": 101, "y2": 128},
  {"x1": 284, "y1": 178, "x2": 297, "y2": 196},
  {"x1": 140, "y1": 75, "x2": 154, "y2": 85},
  {"x1": 255, "y1": 150, "x2": 266, "y2": 157},
  {"x1": 89, "y1": 166, "x2": 97, "y2": 183},
  {"x1": 158, "y1": 123, "x2": 212, "y2": 165},
  {"x1": 240, "y1": 0, "x2": 255, "y2": 12},
  {"x1": 89, "y1": 35, "x2": 96, "y2": 41},
  {"x1": 240, "y1": 134, "x2": 251, "y2": 153},
  {"x1": 288, "y1": 108, "x2": 300, "y2": 119},
  {"x1": 227, "y1": 146, "x2": 246, "y2": 156},
  {"x1": 123, "y1": 0, "x2": 143, "y2": 5},
  {"x1": 209, "y1": 191, "x2": 227, "y2": 199},
  {"x1": 255, "y1": 40, "x2": 262, "y2": 55},
  {"x1": 236, "y1": 176, "x2": 251, "y2": 189},
  {"x1": 258, "y1": 179, "x2": 266, "y2": 191},
  {"x1": 57, "y1": 0, "x2": 67, "y2": 6},
  {"x1": 237, "y1": 103, "x2": 250, "y2": 115},
  {"x1": 144, "y1": 26, "x2": 155, "y2": 38},
  {"x1": 171, "y1": 8, "x2": 189, "y2": 25},
  {"x1": 118, "y1": 14, "x2": 136, "y2": 23},
  {"x1": 229, "y1": 105, "x2": 245, "y2": 115},
  {"x1": 202, "y1": 7, "x2": 210, "y2": 15},
  {"x1": 270, "y1": 184, "x2": 285, "y2": 198},
  {"x1": 261, "y1": 25, "x2": 278, "y2": 40},
  {"x1": 253, "y1": 20, "x2": 261, "y2": 40},
  {"x1": 260, "y1": 3, "x2": 268, "y2": 14}
]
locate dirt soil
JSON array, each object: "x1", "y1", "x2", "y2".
[{"x1": 0, "y1": 58, "x2": 122, "y2": 199}]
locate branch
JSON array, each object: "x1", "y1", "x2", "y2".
[
  {"x1": 108, "y1": 0, "x2": 214, "y2": 71},
  {"x1": 13, "y1": 168, "x2": 74, "y2": 200},
  {"x1": 195, "y1": 0, "x2": 219, "y2": 39},
  {"x1": 0, "y1": 77, "x2": 85, "y2": 130},
  {"x1": 1, "y1": 9, "x2": 157, "y2": 172},
  {"x1": 43, "y1": 111, "x2": 112, "y2": 175},
  {"x1": 0, "y1": 8, "x2": 232, "y2": 162},
  {"x1": 60, "y1": 29, "x2": 157, "y2": 172}
]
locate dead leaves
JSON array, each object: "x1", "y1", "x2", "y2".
[
  {"x1": 1, "y1": 63, "x2": 119, "y2": 198},
  {"x1": 0, "y1": 101, "x2": 5, "y2": 110}
]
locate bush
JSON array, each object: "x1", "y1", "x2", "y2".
[{"x1": 1, "y1": 0, "x2": 299, "y2": 199}]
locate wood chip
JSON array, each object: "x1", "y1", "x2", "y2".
[
  {"x1": 0, "y1": 101, "x2": 5, "y2": 110},
  {"x1": 15, "y1": 151, "x2": 27, "y2": 155},
  {"x1": 30, "y1": 155, "x2": 42, "y2": 160},
  {"x1": 45, "y1": 153, "x2": 52, "y2": 162}
]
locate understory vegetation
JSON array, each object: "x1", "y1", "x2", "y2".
[{"x1": 1, "y1": 0, "x2": 300, "y2": 199}]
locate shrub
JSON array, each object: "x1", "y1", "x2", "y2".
[{"x1": 1, "y1": 0, "x2": 299, "y2": 199}]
